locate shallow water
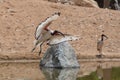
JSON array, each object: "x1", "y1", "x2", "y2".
[{"x1": 0, "y1": 61, "x2": 120, "y2": 80}]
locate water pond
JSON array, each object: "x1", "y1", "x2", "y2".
[{"x1": 0, "y1": 61, "x2": 120, "y2": 80}]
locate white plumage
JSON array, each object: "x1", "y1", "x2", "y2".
[
  {"x1": 35, "y1": 13, "x2": 60, "y2": 40},
  {"x1": 31, "y1": 12, "x2": 79, "y2": 55},
  {"x1": 31, "y1": 12, "x2": 60, "y2": 55},
  {"x1": 48, "y1": 35, "x2": 79, "y2": 45}
]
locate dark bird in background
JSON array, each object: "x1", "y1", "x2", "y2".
[{"x1": 97, "y1": 34, "x2": 108, "y2": 58}]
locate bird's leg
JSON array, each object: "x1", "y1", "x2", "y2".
[
  {"x1": 98, "y1": 48, "x2": 105, "y2": 58},
  {"x1": 31, "y1": 46, "x2": 36, "y2": 52},
  {"x1": 31, "y1": 40, "x2": 39, "y2": 53},
  {"x1": 31, "y1": 45, "x2": 37, "y2": 53},
  {"x1": 52, "y1": 30, "x2": 65, "y2": 37},
  {"x1": 39, "y1": 41, "x2": 45, "y2": 56},
  {"x1": 99, "y1": 50, "x2": 102, "y2": 58}
]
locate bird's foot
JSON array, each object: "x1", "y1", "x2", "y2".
[{"x1": 31, "y1": 48, "x2": 35, "y2": 53}]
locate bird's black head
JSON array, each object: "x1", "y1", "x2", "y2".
[
  {"x1": 101, "y1": 34, "x2": 107, "y2": 37},
  {"x1": 101, "y1": 34, "x2": 108, "y2": 40}
]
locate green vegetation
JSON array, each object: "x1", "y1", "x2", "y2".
[
  {"x1": 76, "y1": 72, "x2": 99, "y2": 80},
  {"x1": 77, "y1": 67, "x2": 120, "y2": 80},
  {"x1": 112, "y1": 67, "x2": 120, "y2": 80}
]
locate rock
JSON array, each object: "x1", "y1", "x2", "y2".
[
  {"x1": 47, "y1": 0, "x2": 72, "y2": 4},
  {"x1": 41, "y1": 68, "x2": 79, "y2": 80},
  {"x1": 73, "y1": 0, "x2": 99, "y2": 8},
  {"x1": 47, "y1": 0, "x2": 99, "y2": 8},
  {"x1": 40, "y1": 41, "x2": 80, "y2": 68},
  {"x1": 16, "y1": 78, "x2": 30, "y2": 80},
  {"x1": 110, "y1": 0, "x2": 120, "y2": 10}
]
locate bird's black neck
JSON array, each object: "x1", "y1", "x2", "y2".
[
  {"x1": 51, "y1": 30, "x2": 64, "y2": 37},
  {"x1": 101, "y1": 36, "x2": 104, "y2": 41}
]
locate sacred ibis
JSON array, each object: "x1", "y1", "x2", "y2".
[
  {"x1": 97, "y1": 34, "x2": 108, "y2": 58},
  {"x1": 31, "y1": 12, "x2": 79, "y2": 56}
]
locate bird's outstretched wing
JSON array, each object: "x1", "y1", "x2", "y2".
[
  {"x1": 35, "y1": 12, "x2": 60, "y2": 40},
  {"x1": 48, "y1": 34, "x2": 80, "y2": 45}
]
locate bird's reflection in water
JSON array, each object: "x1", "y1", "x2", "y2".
[
  {"x1": 40, "y1": 67, "x2": 80, "y2": 80},
  {"x1": 96, "y1": 64, "x2": 112, "y2": 80}
]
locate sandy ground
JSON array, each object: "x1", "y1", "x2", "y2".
[{"x1": 0, "y1": 0, "x2": 120, "y2": 60}]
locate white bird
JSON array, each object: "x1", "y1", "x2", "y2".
[
  {"x1": 31, "y1": 12, "x2": 65, "y2": 55},
  {"x1": 97, "y1": 34, "x2": 108, "y2": 58},
  {"x1": 31, "y1": 12, "x2": 79, "y2": 56}
]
